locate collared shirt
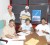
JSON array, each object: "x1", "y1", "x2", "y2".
[
  {"x1": 35, "y1": 24, "x2": 50, "y2": 36},
  {"x1": 2, "y1": 26, "x2": 15, "y2": 38},
  {"x1": 3, "y1": 12, "x2": 15, "y2": 26},
  {"x1": 20, "y1": 10, "x2": 31, "y2": 17},
  {"x1": 20, "y1": 10, "x2": 31, "y2": 24},
  {"x1": 21, "y1": 23, "x2": 32, "y2": 31}
]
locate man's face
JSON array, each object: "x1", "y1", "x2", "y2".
[
  {"x1": 9, "y1": 21, "x2": 15, "y2": 27},
  {"x1": 8, "y1": 7, "x2": 12, "y2": 12},
  {"x1": 25, "y1": 9, "x2": 28, "y2": 12},
  {"x1": 26, "y1": 21, "x2": 30, "y2": 25},
  {"x1": 41, "y1": 19, "x2": 46, "y2": 25}
]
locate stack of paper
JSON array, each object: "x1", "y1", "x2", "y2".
[
  {"x1": 17, "y1": 32, "x2": 30, "y2": 36},
  {"x1": 25, "y1": 38, "x2": 39, "y2": 45}
]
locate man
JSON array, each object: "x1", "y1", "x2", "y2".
[
  {"x1": 20, "y1": 6, "x2": 31, "y2": 24},
  {"x1": 35, "y1": 18, "x2": 50, "y2": 45},
  {"x1": 3, "y1": 5, "x2": 15, "y2": 26},
  {"x1": 2, "y1": 19, "x2": 16, "y2": 45},
  {"x1": 19, "y1": 18, "x2": 33, "y2": 34},
  {"x1": 2, "y1": 19, "x2": 16, "y2": 39},
  {"x1": 2, "y1": 19, "x2": 25, "y2": 45}
]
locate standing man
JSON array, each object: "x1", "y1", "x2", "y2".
[
  {"x1": 35, "y1": 18, "x2": 50, "y2": 45},
  {"x1": 3, "y1": 5, "x2": 15, "y2": 26},
  {"x1": 20, "y1": 6, "x2": 31, "y2": 24}
]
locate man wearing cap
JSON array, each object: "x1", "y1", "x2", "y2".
[
  {"x1": 20, "y1": 6, "x2": 31, "y2": 24},
  {"x1": 3, "y1": 5, "x2": 15, "y2": 26}
]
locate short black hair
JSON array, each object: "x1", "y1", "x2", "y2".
[
  {"x1": 25, "y1": 18, "x2": 30, "y2": 22},
  {"x1": 41, "y1": 18, "x2": 46, "y2": 21},
  {"x1": 9, "y1": 19, "x2": 15, "y2": 23}
]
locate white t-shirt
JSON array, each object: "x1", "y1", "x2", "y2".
[
  {"x1": 3, "y1": 12, "x2": 15, "y2": 25},
  {"x1": 20, "y1": 10, "x2": 31, "y2": 24},
  {"x1": 21, "y1": 23, "x2": 32, "y2": 31},
  {"x1": 20, "y1": 10, "x2": 31, "y2": 17},
  {"x1": 35, "y1": 24, "x2": 50, "y2": 36}
]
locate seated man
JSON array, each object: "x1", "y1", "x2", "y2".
[
  {"x1": 2, "y1": 19, "x2": 16, "y2": 39},
  {"x1": 19, "y1": 18, "x2": 33, "y2": 35},
  {"x1": 35, "y1": 18, "x2": 50, "y2": 45},
  {"x1": 1, "y1": 19, "x2": 17, "y2": 45}
]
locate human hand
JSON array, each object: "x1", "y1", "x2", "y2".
[
  {"x1": 42, "y1": 30, "x2": 45, "y2": 33},
  {"x1": 23, "y1": 30, "x2": 27, "y2": 33}
]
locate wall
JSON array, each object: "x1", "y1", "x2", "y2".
[
  {"x1": 0, "y1": 0, "x2": 10, "y2": 20},
  {"x1": 12, "y1": 0, "x2": 48, "y2": 24}
]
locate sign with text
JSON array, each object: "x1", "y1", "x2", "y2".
[{"x1": 32, "y1": 10, "x2": 41, "y2": 22}]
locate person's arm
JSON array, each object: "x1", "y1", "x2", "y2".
[
  {"x1": 18, "y1": 26, "x2": 27, "y2": 32},
  {"x1": 5, "y1": 34, "x2": 14, "y2": 39},
  {"x1": 3, "y1": 27, "x2": 16, "y2": 39},
  {"x1": 42, "y1": 25, "x2": 50, "y2": 34},
  {"x1": 20, "y1": 11, "x2": 23, "y2": 20},
  {"x1": 13, "y1": 13, "x2": 15, "y2": 20},
  {"x1": 42, "y1": 30, "x2": 49, "y2": 34},
  {"x1": 13, "y1": 31, "x2": 17, "y2": 36},
  {"x1": 28, "y1": 12, "x2": 31, "y2": 20},
  {"x1": 30, "y1": 27, "x2": 34, "y2": 34},
  {"x1": 35, "y1": 29, "x2": 39, "y2": 32},
  {"x1": 18, "y1": 26, "x2": 22, "y2": 32},
  {"x1": 35, "y1": 25, "x2": 39, "y2": 32}
]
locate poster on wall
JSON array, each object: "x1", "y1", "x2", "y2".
[{"x1": 32, "y1": 10, "x2": 41, "y2": 23}]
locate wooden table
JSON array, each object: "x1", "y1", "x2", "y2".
[{"x1": 24, "y1": 32, "x2": 47, "y2": 45}]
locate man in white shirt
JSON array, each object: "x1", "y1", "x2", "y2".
[
  {"x1": 35, "y1": 18, "x2": 50, "y2": 45},
  {"x1": 3, "y1": 5, "x2": 15, "y2": 26},
  {"x1": 20, "y1": 6, "x2": 31, "y2": 24},
  {"x1": 19, "y1": 18, "x2": 33, "y2": 34}
]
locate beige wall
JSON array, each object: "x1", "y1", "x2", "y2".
[{"x1": 0, "y1": 0, "x2": 10, "y2": 20}]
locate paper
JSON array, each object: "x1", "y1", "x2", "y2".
[
  {"x1": 15, "y1": 36, "x2": 26, "y2": 40},
  {"x1": 25, "y1": 38, "x2": 39, "y2": 45},
  {"x1": 17, "y1": 32, "x2": 30, "y2": 36},
  {"x1": 21, "y1": 15, "x2": 30, "y2": 19},
  {"x1": 2, "y1": 36, "x2": 26, "y2": 41},
  {"x1": 36, "y1": 31, "x2": 45, "y2": 36}
]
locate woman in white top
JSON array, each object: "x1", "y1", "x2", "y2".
[{"x1": 3, "y1": 5, "x2": 15, "y2": 26}]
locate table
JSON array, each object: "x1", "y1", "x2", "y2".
[
  {"x1": 0, "y1": 32, "x2": 47, "y2": 45},
  {"x1": 24, "y1": 32, "x2": 47, "y2": 45}
]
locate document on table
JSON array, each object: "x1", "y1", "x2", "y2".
[
  {"x1": 12, "y1": 36, "x2": 26, "y2": 41},
  {"x1": 36, "y1": 31, "x2": 45, "y2": 36},
  {"x1": 17, "y1": 32, "x2": 30, "y2": 36},
  {"x1": 3, "y1": 36, "x2": 26, "y2": 41}
]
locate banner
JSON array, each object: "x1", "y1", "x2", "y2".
[{"x1": 32, "y1": 10, "x2": 41, "y2": 22}]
